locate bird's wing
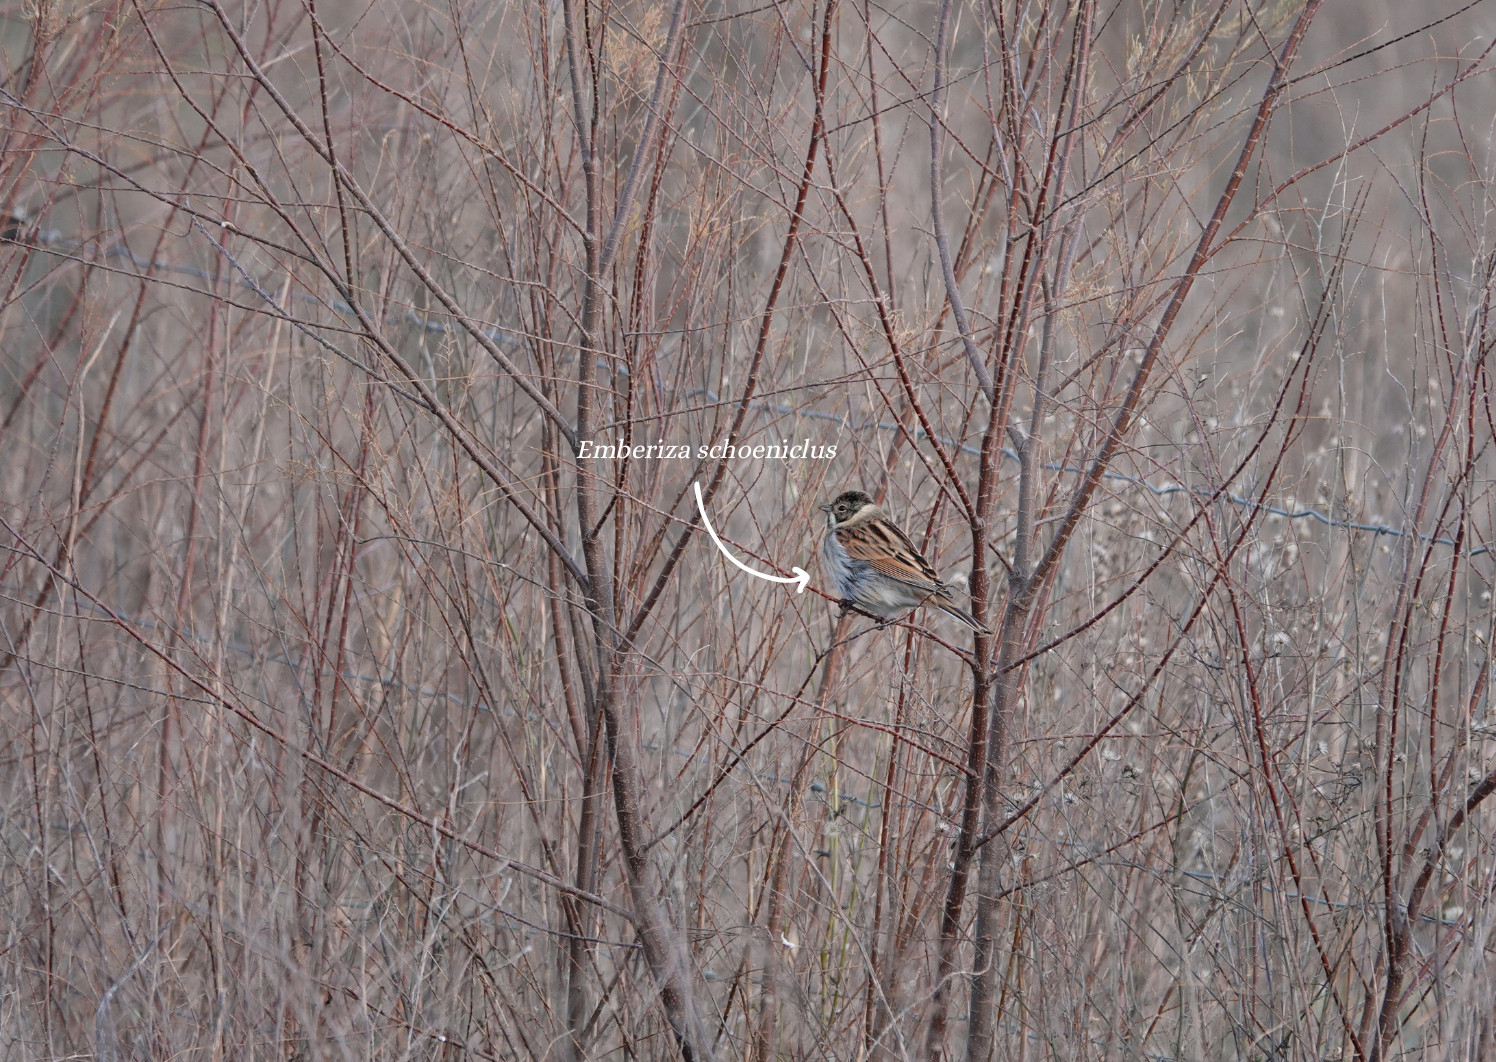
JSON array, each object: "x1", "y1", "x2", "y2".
[{"x1": 839, "y1": 521, "x2": 945, "y2": 593}]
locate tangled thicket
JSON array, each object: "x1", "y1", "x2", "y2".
[{"x1": 3, "y1": 0, "x2": 1496, "y2": 1059}]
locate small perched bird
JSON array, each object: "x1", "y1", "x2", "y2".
[{"x1": 818, "y1": 489, "x2": 989, "y2": 635}]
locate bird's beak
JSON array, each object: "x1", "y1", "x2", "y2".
[{"x1": 818, "y1": 503, "x2": 832, "y2": 512}]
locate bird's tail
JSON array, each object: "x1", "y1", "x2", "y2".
[{"x1": 935, "y1": 601, "x2": 990, "y2": 636}]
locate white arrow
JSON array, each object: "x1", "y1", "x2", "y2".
[{"x1": 693, "y1": 481, "x2": 811, "y2": 593}]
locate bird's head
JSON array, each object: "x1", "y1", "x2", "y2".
[{"x1": 819, "y1": 490, "x2": 874, "y2": 526}]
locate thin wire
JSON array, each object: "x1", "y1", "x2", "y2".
[
  {"x1": 690, "y1": 389, "x2": 1491, "y2": 558},
  {"x1": 10, "y1": 224, "x2": 1479, "y2": 557}
]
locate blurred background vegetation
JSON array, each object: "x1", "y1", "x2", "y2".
[{"x1": 3, "y1": 0, "x2": 1496, "y2": 1058}]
